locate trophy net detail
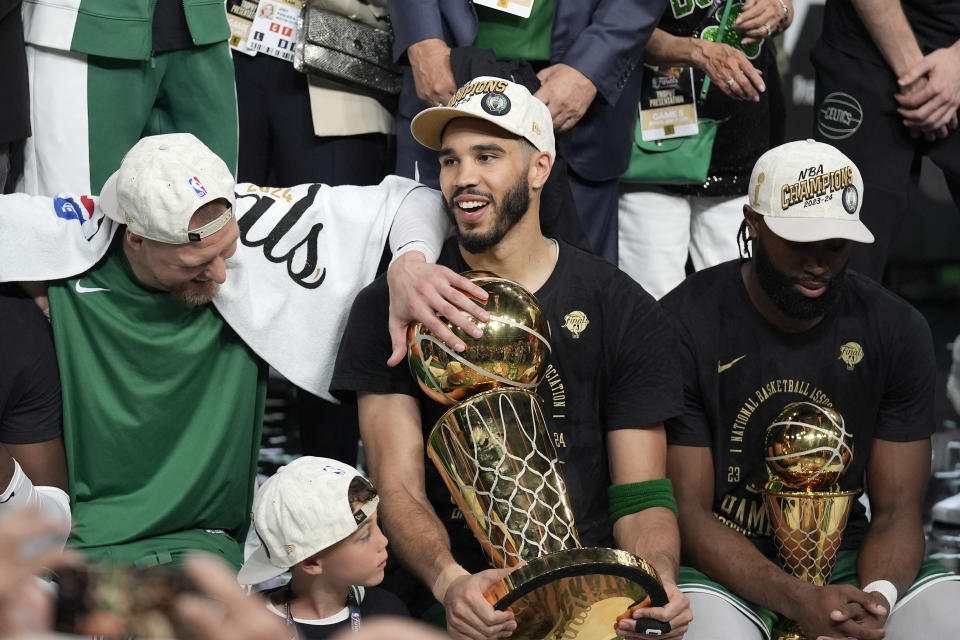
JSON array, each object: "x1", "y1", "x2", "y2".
[{"x1": 430, "y1": 390, "x2": 581, "y2": 568}]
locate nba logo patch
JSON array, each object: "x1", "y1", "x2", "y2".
[
  {"x1": 188, "y1": 176, "x2": 208, "y2": 197},
  {"x1": 54, "y1": 197, "x2": 91, "y2": 224}
]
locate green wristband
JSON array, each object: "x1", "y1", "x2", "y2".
[{"x1": 608, "y1": 478, "x2": 678, "y2": 524}]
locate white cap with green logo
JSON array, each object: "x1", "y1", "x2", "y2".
[{"x1": 748, "y1": 139, "x2": 874, "y2": 244}]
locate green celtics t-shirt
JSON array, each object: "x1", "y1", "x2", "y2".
[
  {"x1": 474, "y1": 0, "x2": 555, "y2": 62},
  {"x1": 48, "y1": 235, "x2": 266, "y2": 568}
]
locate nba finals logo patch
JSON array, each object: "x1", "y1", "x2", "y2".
[
  {"x1": 562, "y1": 311, "x2": 589, "y2": 339},
  {"x1": 188, "y1": 176, "x2": 208, "y2": 197},
  {"x1": 838, "y1": 342, "x2": 863, "y2": 371}
]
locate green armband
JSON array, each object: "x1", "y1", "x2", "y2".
[{"x1": 608, "y1": 478, "x2": 678, "y2": 524}]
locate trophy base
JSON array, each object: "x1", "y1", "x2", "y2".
[{"x1": 483, "y1": 547, "x2": 667, "y2": 640}]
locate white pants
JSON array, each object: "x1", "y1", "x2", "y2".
[
  {"x1": 618, "y1": 188, "x2": 745, "y2": 299},
  {"x1": 682, "y1": 580, "x2": 960, "y2": 640}
]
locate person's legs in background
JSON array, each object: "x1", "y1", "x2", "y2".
[
  {"x1": 151, "y1": 43, "x2": 239, "y2": 178},
  {"x1": 812, "y1": 41, "x2": 917, "y2": 281},
  {"x1": 569, "y1": 170, "x2": 620, "y2": 264},
  {"x1": 19, "y1": 47, "x2": 96, "y2": 195},
  {"x1": 618, "y1": 187, "x2": 693, "y2": 299},
  {"x1": 688, "y1": 194, "x2": 746, "y2": 271}
]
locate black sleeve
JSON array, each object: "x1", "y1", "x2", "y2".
[
  {"x1": 661, "y1": 300, "x2": 714, "y2": 447},
  {"x1": 329, "y1": 276, "x2": 420, "y2": 402},
  {"x1": 874, "y1": 305, "x2": 936, "y2": 442},
  {"x1": 604, "y1": 279, "x2": 684, "y2": 430},
  {"x1": 0, "y1": 295, "x2": 63, "y2": 444}
]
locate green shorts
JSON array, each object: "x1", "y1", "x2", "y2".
[{"x1": 678, "y1": 552, "x2": 958, "y2": 639}]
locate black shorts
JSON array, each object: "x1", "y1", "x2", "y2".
[{"x1": 811, "y1": 38, "x2": 960, "y2": 278}]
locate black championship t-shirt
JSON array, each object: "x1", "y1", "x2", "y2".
[
  {"x1": 660, "y1": 261, "x2": 936, "y2": 557},
  {"x1": 265, "y1": 587, "x2": 408, "y2": 640},
  {"x1": 0, "y1": 287, "x2": 62, "y2": 445},
  {"x1": 657, "y1": 0, "x2": 779, "y2": 197},
  {"x1": 332, "y1": 238, "x2": 682, "y2": 573},
  {"x1": 821, "y1": 0, "x2": 960, "y2": 61}
]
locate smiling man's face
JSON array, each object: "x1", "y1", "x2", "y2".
[{"x1": 437, "y1": 118, "x2": 535, "y2": 254}]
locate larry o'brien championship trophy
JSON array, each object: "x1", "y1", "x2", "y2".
[
  {"x1": 407, "y1": 272, "x2": 667, "y2": 640},
  {"x1": 762, "y1": 402, "x2": 857, "y2": 640}
]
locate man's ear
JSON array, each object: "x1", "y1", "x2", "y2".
[
  {"x1": 743, "y1": 206, "x2": 762, "y2": 239},
  {"x1": 529, "y1": 152, "x2": 552, "y2": 191},
  {"x1": 125, "y1": 228, "x2": 145, "y2": 250}
]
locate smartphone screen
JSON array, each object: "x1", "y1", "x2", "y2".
[{"x1": 54, "y1": 564, "x2": 197, "y2": 638}]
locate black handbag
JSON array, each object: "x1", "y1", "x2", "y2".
[{"x1": 293, "y1": 4, "x2": 402, "y2": 97}]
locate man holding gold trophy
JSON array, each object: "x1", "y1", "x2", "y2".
[
  {"x1": 332, "y1": 77, "x2": 693, "y2": 639},
  {"x1": 661, "y1": 140, "x2": 960, "y2": 640}
]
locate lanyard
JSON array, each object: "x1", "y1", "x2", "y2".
[{"x1": 283, "y1": 586, "x2": 361, "y2": 634}]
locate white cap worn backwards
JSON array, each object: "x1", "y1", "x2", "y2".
[
  {"x1": 99, "y1": 133, "x2": 236, "y2": 244},
  {"x1": 237, "y1": 457, "x2": 379, "y2": 586}
]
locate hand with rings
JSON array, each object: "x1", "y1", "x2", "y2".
[
  {"x1": 692, "y1": 37, "x2": 766, "y2": 101},
  {"x1": 735, "y1": 0, "x2": 794, "y2": 45}
]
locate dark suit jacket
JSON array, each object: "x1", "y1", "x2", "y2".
[
  {"x1": 391, "y1": 0, "x2": 667, "y2": 181},
  {"x1": 0, "y1": 0, "x2": 30, "y2": 144}
]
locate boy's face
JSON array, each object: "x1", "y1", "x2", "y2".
[{"x1": 317, "y1": 509, "x2": 388, "y2": 587}]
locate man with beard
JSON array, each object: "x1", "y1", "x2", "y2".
[
  {"x1": 332, "y1": 77, "x2": 692, "y2": 640},
  {"x1": 660, "y1": 139, "x2": 960, "y2": 640}
]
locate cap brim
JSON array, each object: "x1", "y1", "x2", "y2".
[
  {"x1": 411, "y1": 107, "x2": 479, "y2": 151},
  {"x1": 411, "y1": 106, "x2": 530, "y2": 152},
  {"x1": 98, "y1": 170, "x2": 124, "y2": 224},
  {"x1": 236, "y1": 543, "x2": 287, "y2": 586},
  {"x1": 764, "y1": 216, "x2": 875, "y2": 244}
]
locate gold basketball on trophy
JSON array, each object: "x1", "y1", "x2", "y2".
[
  {"x1": 407, "y1": 271, "x2": 552, "y2": 405},
  {"x1": 763, "y1": 401, "x2": 854, "y2": 493}
]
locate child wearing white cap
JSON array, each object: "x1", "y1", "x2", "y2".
[{"x1": 238, "y1": 457, "x2": 408, "y2": 638}]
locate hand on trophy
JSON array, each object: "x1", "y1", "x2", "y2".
[
  {"x1": 443, "y1": 567, "x2": 520, "y2": 640},
  {"x1": 615, "y1": 581, "x2": 692, "y2": 639},
  {"x1": 386, "y1": 253, "x2": 490, "y2": 367},
  {"x1": 790, "y1": 583, "x2": 887, "y2": 640}
]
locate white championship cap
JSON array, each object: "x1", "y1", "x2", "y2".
[
  {"x1": 99, "y1": 133, "x2": 236, "y2": 244},
  {"x1": 237, "y1": 457, "x2": 380, "y2": 586},
  {"x1": 411, "y1": 76, "x2": 555, "y2": 161},
  {"x1": 748, "y1": 139, "x2": 874, "y2": 244}
]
